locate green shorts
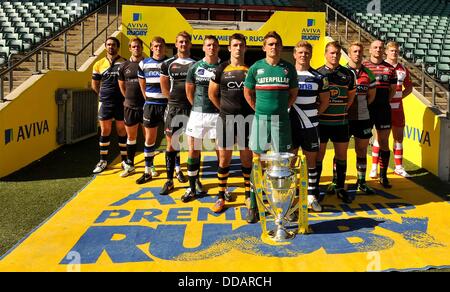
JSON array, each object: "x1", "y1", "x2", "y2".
[{"x1": 249, "y1": 115, "x2": 292, "y2": 154}]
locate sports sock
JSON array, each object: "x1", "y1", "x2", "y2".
[
  {"x1": 144, "y1": 143, "x2": 156, "y2": 174},
  {"x1": 99, "y1": 135, "x2": 110, "y2": 161},
  {"x1": 118, "y1": 135, "x2": 127, "y2": 162}
]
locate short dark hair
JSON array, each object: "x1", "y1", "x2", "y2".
[
  {"x1": 204, "y1": 35, "x2": 219, "y2": 45},
  {"x1": 229, "y1": 33, "x2": 246, "y2": 46},
  {"x1": 151, "y1": 36, "x2": 166, "y2": 46},
  {"x1": 105, "y1": 36, "x2": 120, "y2": 48},
  {"x1": 176, "y1": 31, "x2": 192, "y2": 42},
  {"x1": 129, "y1": 37, "x2": 143, "y2": 47},
  {"x1": 325, "y1": 41, "x2": 342, "y2": 52},
  {"x1": 263, "y1": 31, "x2": 282, "y2": 46}
]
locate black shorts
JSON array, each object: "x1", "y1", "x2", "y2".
[
  {"x1": 216, "y1": 114, "x2": 252, "y2": 150},
  {"x1": 164, "y1": 104, "x2": 191, "y2": 137},
  {"x1": 124, "y1": 106, "x2": 143, "y2": 127},
  {"x1": 143, "y1": 102, "x2": 167, "y2": 128},
  {"x1": 290, "y1": 114, "x2": 319, "y2": 152},
  {"x1": 369, "y1": 105, "x2": 392, "y2": 130},
  {"x1": 98, "y1": 102, "x2": 124, "y2": 121},
  {"x1": 319, "y1": 124, "x2": 350, "y2": 143},
  {"x1": 349, "y1": 119, "x2": 373, "y2": 139}
]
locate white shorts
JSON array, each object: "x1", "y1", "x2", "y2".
[{"x1": 186, "y1": 111, "x2": 219, "y2": 139}]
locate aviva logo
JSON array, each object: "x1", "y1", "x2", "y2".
[
  {"x1": 133, "y1": 13, "x2": 142, "y2": 22},
  {"x1": 4, "y1": 120, "x2": 50, "y2": 145},
  {"x1": 307, "y1": 19, "x2": 316, "y2": 27},
  {"x1": 4, "y1": 128, "x2": 13, "y2": 145},
  {"x1": 404, "y1": 125, "x2": 431, "y2": 146}
]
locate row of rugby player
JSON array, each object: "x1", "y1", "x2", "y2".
[{"x1": 91, "y1": 31, "x2": 412, "y2": 223}]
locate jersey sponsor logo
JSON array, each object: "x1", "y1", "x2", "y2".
[
  {"x1": 329, "y1": 87, "x2": 340, "y2": 99},
  {"x1": 227, "y1": 81, "x2": 244, "y2": 89},
  {"x1": 257, "y1": 77, "x2": 289, "y2": 84},
  {"x1": 257, "y1": 69, "x2": 265, "y2": 75},
  {"x1": 298, "y1": 82, "x2": 319, "y2": 91}
]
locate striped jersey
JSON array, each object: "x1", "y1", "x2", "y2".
[
  {"x1": 137, "y1": 56, "x2": 168, "y2": 103},
  {"x1": 291, "y1": 68, "x2": 329, "y2": 128},
  {"x1": 390, "y1": 62, "x2": 412, "y2": 111},
  {"x1": 92, "y1": 55, "x2": 126, "y2": 104},
  {"x1": 317, "y1": 65, "x2": 356, "y2": 126},
  {"x1": 160, "y1": 56, "x2": 196, "y2": 108},
  {"x1": 244, "y1": 58, "x2": 297, "y2": 119},
  {"x1": 346, "y1": 64, "x2": 376, "y2": 121},
  {"x1": 362, "y1": 60, "x2": 397, "y2": 107},
  {"x1": 186, "y1": 58, "x2": 220, "y2": 113}
]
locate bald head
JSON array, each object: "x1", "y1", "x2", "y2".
[{"x1": 369, "y1": 40, "x2": 385, "y2": 60}]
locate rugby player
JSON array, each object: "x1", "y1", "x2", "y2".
[
  {"x1": 363, "y1": 40, "x2": 397, "y2": 188},
  {"x1": 290, "y1": 40, "x2": 330, "y2": 212},
  {"x1": 182, "y1": 35, "x2": 221, "y2": 203},
  {"x1": 118, "y1": 37, "x2": 146, "y2": 177},
  {"x1": 159, "y1": 31, "x2": 195, "y2": 195},
  {"x1": 371, "y1": 41, "x2": 413, "y2": 178},
  {"x1": 208, "y1": 33, "x2": 254, "y2": 216},
  {"x1": 346, "y1": 41, "x2": 377, "y2": 195},
  {"x1": 91, "y1": 37, "x2": 128, "y2": 174},
  {"x1": 135, "y1": 36, "x2": 168, "y2": 184},
  {"x1": 244, "y1": 31, "x2": 298, "y2": 222},
  {"x1": 317, "y1": 41, "x2": 356, "y2": 204}
]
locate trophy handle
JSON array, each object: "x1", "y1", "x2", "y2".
[{"x1": 297, "y1": 155, "x2": 309, "y2": 234}]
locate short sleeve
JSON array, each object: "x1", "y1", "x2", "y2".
[
  {"x1": 244, "y1": 65, "x2": 256, "y2": 90},
  {"x1": 137, "y1": 60, "x2": 145, "y2": 79},
  {"x1": 288, "y1": 64, "x2": 298, "y2": 89},
  {"x1": 92, "y1": 60, "x2": 102, "y2": 81},
  {"x1": 390, "y1": 67, "x2": 398, "y2": 85},
  {"x1": 160, "y1": 60, "x2": 169, "y2": 77},
  {"x1": 118, "y1": 63, "x2": 126, "y2": 81},
  {"x1": 211, "y1": 62, "x2": 225, "y2": 84},
  {"x1": 319, "y1": 76, "x2": 329, "y2": 93},
  {"x1": 348, "y1": 69, "x2": 356, "y2": 91},
  {"x1": 186, "y1": 62, "x2": 197, "y2": 84}
]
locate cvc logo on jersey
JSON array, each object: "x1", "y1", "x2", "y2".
[
  {"x1": 301, "y1": 19, "x2": 321, "y2": 41},
  {"x1": 127, "y1": 13, "x2": 148, "y2": 36}
]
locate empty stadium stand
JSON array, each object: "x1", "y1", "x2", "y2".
[
  {"x1": 326, "y1": 0, "x2": 450, "y2": 85},
  {"x1": 0, "y1": 0, "x2": 119, "y2": 100},
  {"x1": 0, "y1": 0, "x2": 110, "y2": 68}
]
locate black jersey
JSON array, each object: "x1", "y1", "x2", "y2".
[
  {"x1": 211, "y1": 60, "x2": 254, "y2": 116},
  {"x1": 160, "y1": 56, "x2": 196, "y2": 108},
  {"x1": 118, "y1": 59, "x2": 145, "y2": 110},
  {"x1": 92, "y1": 55, "x2": 126, "y2": 104}
]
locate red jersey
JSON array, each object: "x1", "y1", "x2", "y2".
[
  {"x1": 362, "y1": 60, "x2": 397, "y2": 107},
  {"x1": 389, "y1": 62, "x2": 412, "y2": 111}
]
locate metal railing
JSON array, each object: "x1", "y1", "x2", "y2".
[
  {"x1": 325, "y1": 4, "x2": 450, "y2": 116},
  {"x1": 0, "y1": 0, "x2": 120, "y2": 102}
]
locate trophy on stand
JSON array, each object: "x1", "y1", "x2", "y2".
[{"x1": 251, "y1": 152, "x2": 309, "y2": 243}]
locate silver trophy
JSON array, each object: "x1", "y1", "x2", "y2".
[{"x1": 252, "y1": 152, "x2": 309, "y2": 243}]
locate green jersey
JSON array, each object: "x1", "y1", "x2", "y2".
[
  {"x1": 186, "y1": 58, "x2": 220, "y2": 113},
  {"x1": 244, "y1": 58, "x2": 297, "y2": 120}
]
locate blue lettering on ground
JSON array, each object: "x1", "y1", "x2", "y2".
[
  {"x1": 61, "y1": 216, "x2": 442, "y2": 264},
  {"x1": 110, "y1": 188, "x2": 175, "y2": 206}
]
